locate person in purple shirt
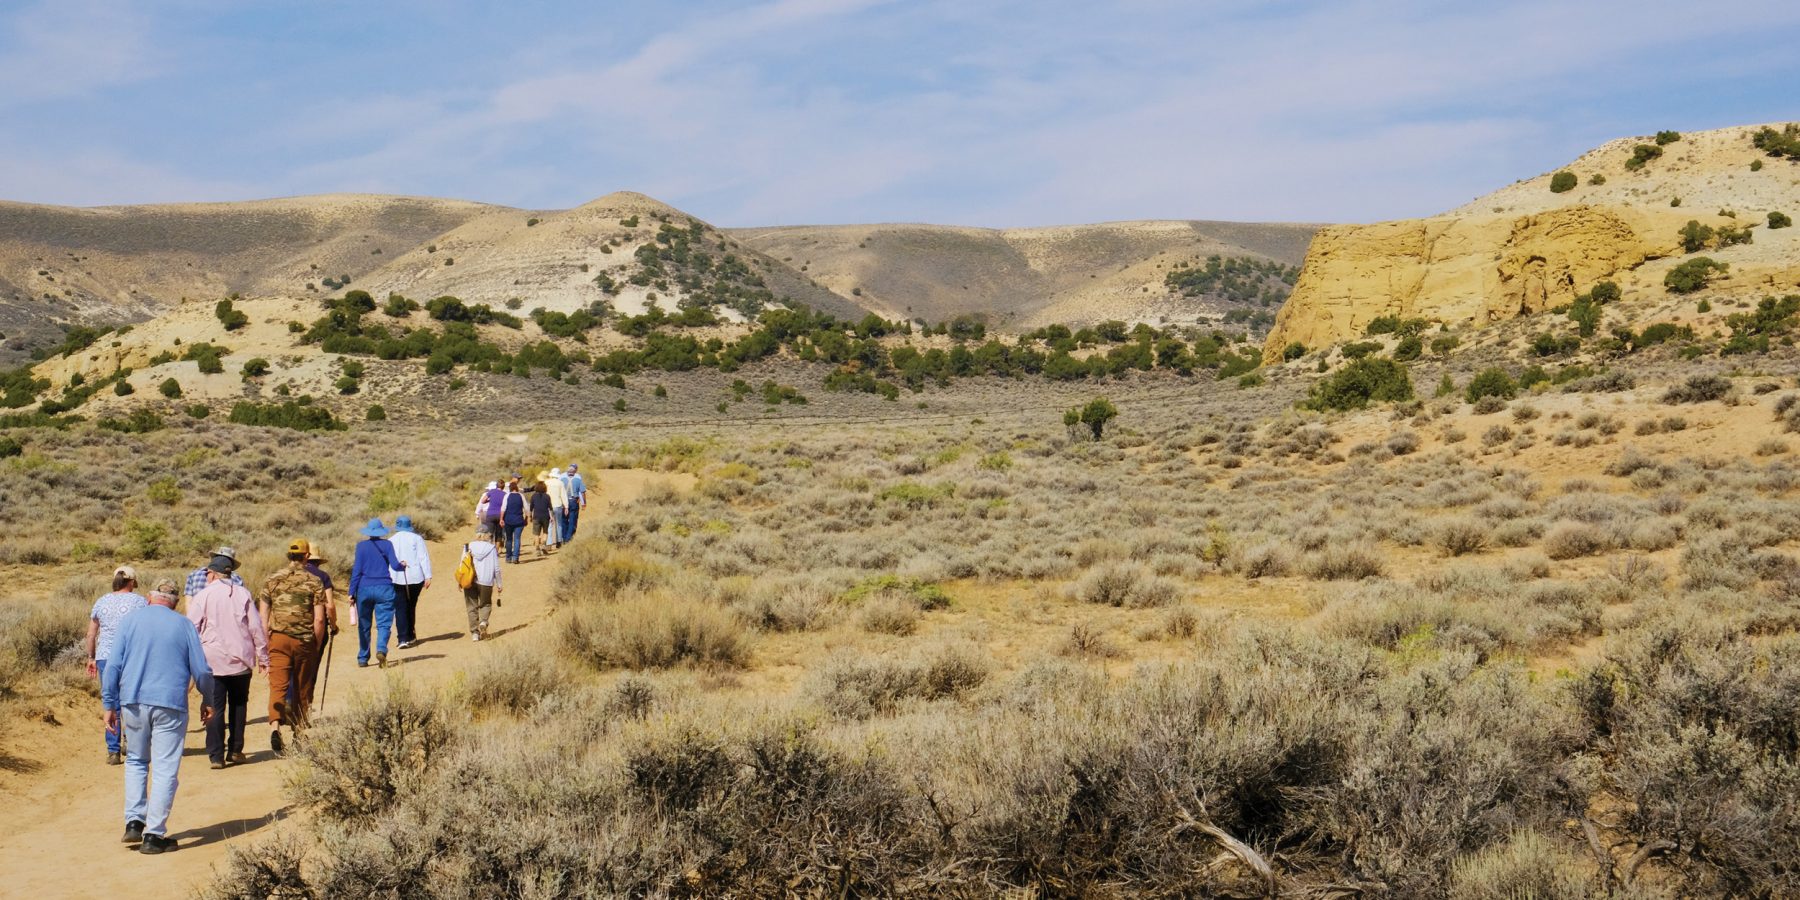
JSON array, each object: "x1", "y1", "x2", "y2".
[
  {"x1": 349, "y1": 518, "x2": 404, "y2": 668},
  {"x1": 102, "y1": 581, "x2": 214, "y2": 854}
]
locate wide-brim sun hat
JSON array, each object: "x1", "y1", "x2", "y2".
[{"x1": 360, "y1": 518, "x2": 390, "y2": 537}]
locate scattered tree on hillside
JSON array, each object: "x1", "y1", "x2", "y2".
[
  {"x1": 1679, "y1": 220, "x2": 1715, "y2": 253},
  {"x1": 1549, "y1": 171, "x2": 1577, "y2": 193},
  {"x1": 1064, "y1": 398, "x2": 1118, "y2": 440},
  {"x1": 1664, "y1": 257, "x2": 1727, "y2": 294},
  {"x1": 1625, "y1": 144, "x2": 1664, "y2": 171},
  {"x1": 1301, "y1": 358, "x2": 1413, "y2": 411},
  {"x1": 1769, "y1": 211, "x2": 1792, "y2": 230}
]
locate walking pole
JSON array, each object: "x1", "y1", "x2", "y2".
[{"x1": 316, "y1": 627, "x2": 333, "y2": 715}]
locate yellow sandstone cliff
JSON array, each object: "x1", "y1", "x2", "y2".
[{"x1": 1265, "y1": 123, "x2": 1800, "y2": 361}]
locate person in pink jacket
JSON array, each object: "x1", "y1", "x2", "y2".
[{"x1": 186, "y1": 556, "x2": 267, "y2": 768}]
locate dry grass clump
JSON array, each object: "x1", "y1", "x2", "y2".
[
  {"x1": 287, "y1": 680, "x2": 460, "y2": 822},
  {"x1": 1544, "y1": 521, "x2": 1610, "y2": 559},
  {"x1": 805, "y1": 643, "x2": 990, "y2": 718},
  {"x1": 1302, "y1": 542, "x2": 1386, "y2": 580},
  {"x1": 1067, "y1": 561, "x2": 1182, "y2": 607},
  {"x1": 857, "y1": 594, "x2": 921, "y2": 635},
  {"x1": 551, "y1": 542, "x2": 667, "y2": 605},
  {"x1": 560, "y1": 597, "x2": 750, "y2": 671},
  {"x1": 1435, "y1": 517, "x2": 1489, "y2": 556},
  {"x1": 0, "y1": 593, "x2": 87, "y2": 698},
  {"x1": 462, "y1": 645, "x2": 568, "y2": 715}
]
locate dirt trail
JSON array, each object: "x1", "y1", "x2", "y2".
[{"x1": 0, "y1": 469, "x2": 689, "y2": 899}]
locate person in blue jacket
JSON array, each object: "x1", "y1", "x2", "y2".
[
  {"x1": 349, "y1": 517, "x2": 405, "y2": 668},
  {"x1": 102, "y1": 580, "x2": 215, "y2": 854}
]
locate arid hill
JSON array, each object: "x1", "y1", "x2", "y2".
[
  {"x1": 1264, "y1": 123, "x2": 1800, "y2": 361},
  {"x1": 732, "y1": 219, "x2": 1317, "y2": 330},
  {"x1": 0, "y1": 188, "x2": 1317, "y2": 366}
]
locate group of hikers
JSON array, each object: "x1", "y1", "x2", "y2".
[{"x1": 84, "y1": 462, "x2": 589, "y2": 855}]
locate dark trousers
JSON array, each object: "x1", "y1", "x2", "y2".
[
  {"x1": 504, "y1": 523, "x2": 525, "y2": 562},
  {"x1": 395, "y1": 581, "x2": 425, "y2": 644},
  {"x1": 205, "y1": 671, "x2": 252, "y2": 762},
  {"x1": 566, "y1": 502, "x2": 581, "y2": 539}
]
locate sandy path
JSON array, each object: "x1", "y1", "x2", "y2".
[{"x1": 0, "y1": 469, "x2": 687, "y2": 899}]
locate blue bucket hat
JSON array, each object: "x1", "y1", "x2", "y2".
[
  {"x1": 360, "y1": 518, "x2": 390, "y2": 538},
  {"x1": 394, "y1": 515, "x2": 414, "y2": 532}
]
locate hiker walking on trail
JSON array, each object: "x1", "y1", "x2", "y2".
[
  {"x1": 187, "y1": 556, "x2": 267, "y2": 769},
  {"x1": 529, "y1": 480, "x2": 553, "y2": 558},
  {"x1": 85, "y1": 565, "x2": 148, "y2": 765},
  {"x1": 501, "y1": 479, "x2": 527, "y2": 563},
  {"x1": 566, "y1": 463, "x2": 588, "y2": 540},
  {"x1": 182, "y1": 546, "x2": 243, "y2": 606},
  {"x1": 102, "y1": 581, "x2": 214, "y2": 854},
  {"x1": 461, "y1": 527, "x2": 502, "y2": 641},
  {"x1": 259, "y1": 541, "x2": 328, "y2": 754},
  {"x1": 544, "y1": 468, "x2": 569, "y2": 548},
  {"x1": 349, "y1": 519, "x2": 404, "y2": 668},
  {"x1": 288, "y1": 541, "x2": 339, "y2": 715},
  {"x1": 479, "y1": 481, "x2": 506, "y2": 540},
  {"x1": 389, "y1": 516, "x2": 431, "y2": 649}
]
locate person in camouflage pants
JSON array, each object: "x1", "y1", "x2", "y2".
[{"x1": 257, "y1": 539, "x2": 328, "y2": 755}]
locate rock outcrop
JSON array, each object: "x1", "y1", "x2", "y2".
[{"x1": 1265, "y1": 123, "x2": 1800, "y2": 361}]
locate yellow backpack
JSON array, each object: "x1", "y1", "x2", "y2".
[{"x1": 454, "y1": 545, "x2": 476, "y2": 590}]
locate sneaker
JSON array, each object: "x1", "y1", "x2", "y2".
[
  {"x1": 122, "y1": 820, "x2": 145, "y2": 844},
  {"x1": 106, "y1": 751, "x2": 121, "y2": 766},
  {"x1": 227, "y1": 752, "x2": 247, "y2": 765},
  {"x1": 470, "y1": 631, "x2": 481, "y2": 642},
  {"x1": 270, "y1": 728, "x2": 285, "y2": 756},
  {"x1": 209, "y1": 759, "x2": 225, "y2": 770},
  {"x1": 376, "y1": 652, "x2": 387, "y2": 668},
  {"x1": 139, "y1": 833, "x2": 177, "y2": 854},
  {"x1": 396, "y1": 641, "x2": 412, "y2": 650},
  {"x1": 357, "y1": 660, "x2": 368, "y2": 668}
]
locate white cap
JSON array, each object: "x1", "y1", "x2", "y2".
[{"x1": 114, "y1": 565, "x2": 137, "y2": 582}]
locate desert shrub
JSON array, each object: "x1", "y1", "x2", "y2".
[
  {"x1": 805, "y1": 643, "x2": 989, "y2": 718},
  {"x1": 1302, "y1": 357, "x2": 1413, "y2": 411},
  {"x1": 240, "y1": 357, "x2": 269, "y2": 378},
  {"x1": 1625, "y1": 143, "x2": 1663, "y2": 170},
  {"x1": 158, "y1": 377, "x2": 181, "y2": 398},
  {"x1": 1543, "y1": 522, "x2": 1608, "y2": 560},
  {"x1": 552, "y1": 543, "x2": 667, "y2": 604},
  {"x1": 1465, "y1": 368, "x2": 1517, "y2": 403},
  {"x1": 1771, "y1": 211, "x2": 1793, "y2": 229},
  {"x1": 1661, "y1": 374, "x2": 1731, "y2": 404},
  {"x1": 1303, "y1": 543, "x2": 1386, "y2": 580},
  {"x1": 1436, "y1": 518, "x2": 1489, "y2": 556},
  {"x1": 364, "y1": 404, "x2": 386, "y2": 422},
  {"x1": 1664, "y1": 257, "x2": 1726, "y2": 293},
  {"x1": 1549, "y1": 171, "x2": 1577, "y2": 193},
  {"x1": 1070, "y1": 561, "x2": 1182, "y2": 607},
  {"x1": 288, "y1": 681, "x2": 459, "y2": 822},
  {"x1": 1227, "y1": 541, "x2": 1293, "y2": 578},
  {"x1": 1385, "y1": 430, "x2": 1420, "y2": 456},
  {"x1": 1445, "y1": 829, "x2": 1599, "y2": 900},
  {"x1": 858, "y1": 595, "x2": 920, "y2": 635},
  {"x1": 560, "y1": 598, "x2": 750, "y2": 670},
  {"x1": 196, "y1": 831, "x2": 313, "y2": 900},
  {"x1": 227, "y1": 400, "x2": 345, "y2": 431},
  {"x1": 464, "y1": 646, "x2": 565, "y2": 715}
]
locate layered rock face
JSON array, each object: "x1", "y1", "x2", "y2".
[
  {"x1": 1264, "y1": 123, "x2": 1800, "y2": 361},
  {"x1": 1265, "y1": 206, "x2": 1672, "y2": 358}
]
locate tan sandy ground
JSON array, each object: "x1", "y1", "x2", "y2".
[{"x1": 0, "y1": 469, "x2": 691, "y2": 899}]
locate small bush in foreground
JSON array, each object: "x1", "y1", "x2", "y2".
[
  {"x1": 561, "y1": 598, "x2": 749, "y2": 670},
  {"x1": 287, "y1": 681, "x2": 458, "y2": 822}
]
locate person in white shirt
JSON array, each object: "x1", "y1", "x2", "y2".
[
  {"x1": 543, "y1": 468, "x2": 568, "y2": 548},
  {"x1": 462, "y1": 528, "x2": 503, "y2": 641},
  {"x1": 388, "y1": 515, "x2": 432, "y2": 650}
]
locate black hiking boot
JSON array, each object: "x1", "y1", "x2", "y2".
[
  {"x1": 122, "y1": 820, "x2": 144, "y2": 844},
  {"x1": 139, "y1": 833, "x2": 177, "y2": 854}
]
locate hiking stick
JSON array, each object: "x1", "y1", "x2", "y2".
[{"x1": 317, "y1": 628, "x2": 333, "y2": 714}]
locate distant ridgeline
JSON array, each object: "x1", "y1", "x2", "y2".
[{"x1": 1164, "y1": 255, "x2": 1301, "y2": 334}]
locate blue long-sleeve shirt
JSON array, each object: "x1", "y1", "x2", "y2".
[
  {"x1": 350, "y1": 537, "x2": 399, "y2": 597},
  {"x1": 101, "y1": 605, "x2": 214, "y2": 713}
]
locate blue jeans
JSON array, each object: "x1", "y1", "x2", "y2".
[
  {"x1": 355, "y1": 583, "x2": 396, "y2": 664},
  {"x1": 566, "y1": 503, "x2": 580, "y2": 539},
  {"x1": 504, "y1": 523, "x2": 525, "y2": 562},
  {"x1": 121, "y1": 703, "x2": 186, "y2": 837},
  {"x1": 98, "y1": 658, "x2": 120, "y2": 753}
]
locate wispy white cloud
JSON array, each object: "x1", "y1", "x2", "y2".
[
  {"x1": 0, "y1": 0, "x2": 165, "y2": 108},
  {"x1": 5, "y1": 0, "x2": 1800, "y2": 224}
]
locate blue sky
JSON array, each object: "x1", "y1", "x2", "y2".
[{"x1": 1, "y1": 0, "x2": 1797, "y2": 226}]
